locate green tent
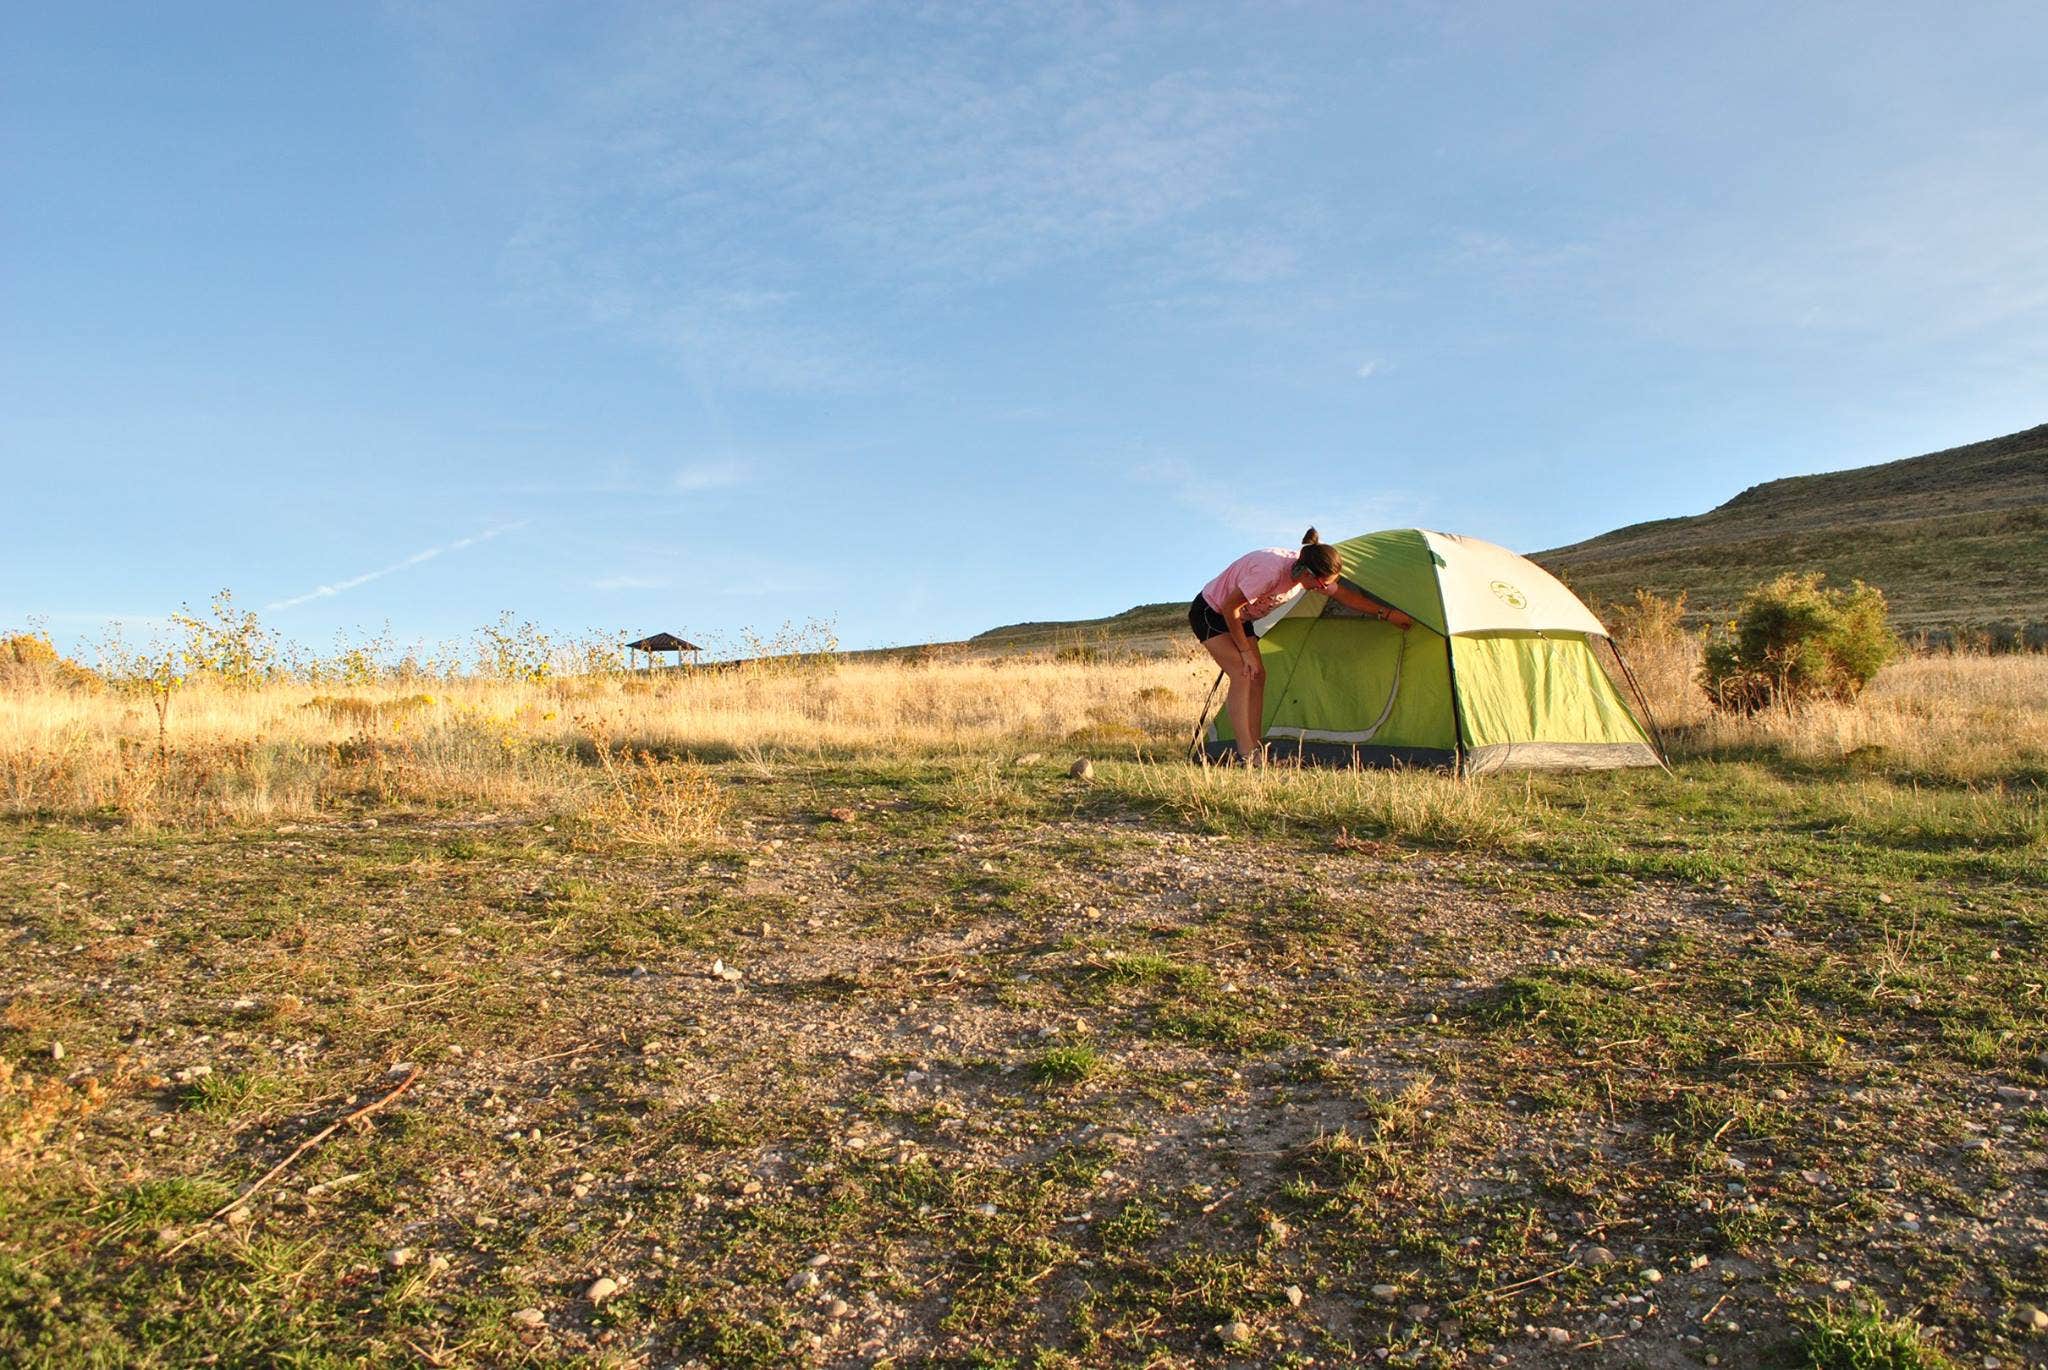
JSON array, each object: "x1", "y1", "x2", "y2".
[{"x1": 1205, "y1": 528, "x2": 1664, "y2": 773}]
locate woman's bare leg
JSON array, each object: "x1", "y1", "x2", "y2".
[
  {"x1": 1246, "y1": 667, "x2": 1266, "y2": 763},
  {"x1": 1202, "y1": 636, "x2": 1261, "y2": 761}
]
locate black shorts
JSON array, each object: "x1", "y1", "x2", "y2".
[{"x1": 1188, "y1": 594, "x2": 1258, "y2": 644}]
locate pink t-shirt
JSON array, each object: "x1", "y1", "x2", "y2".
[{"x1": 1202, "y1": 548, "x2": 1304, "y2": 622}]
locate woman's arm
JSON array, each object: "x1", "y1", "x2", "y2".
[{"x1": 1324, "y1": 582, "x2": 1415, "y2": 629}]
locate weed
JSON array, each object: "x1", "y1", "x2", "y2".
[
  {"x1": 1792, "y1": 1300, "x2": 1960, "y2": 1369},
  {"x1": 1029, "y1": 1045, "x2": 1103, "y2": 1085}
]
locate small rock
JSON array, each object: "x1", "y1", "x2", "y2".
[
  {"x1": 224, "y1": 1206, "x2": 251, "y2": 1226},
  {"x1": 1265, "y1": 1217, "x2": 1291, "y2": 1243},
  {"x1": 975, "y1": 1203, "x2": 998, "y2": 1217},
  {"x1": 1220, "y1": 1319, "x2": 1254, "y2": 1345},
  {"x1": 426, "y1": 1253, "x2": 451, "y2": 1274},
  {"x1": 1579, "y1": 1245, "x2": 1616, "y2": 1267},
  {"x1": 1405, "y1": 1303, "x2": 1431, "y2": 1320},
  {"x1": 1284, "y1": 1284, "x2": 1304, "y2": 1307},
  {"x1": 1070, "y1": 758, "x2": 1094, "y2": 780},
  {"x1": 2023, "y1": 1305, "x2": 2048, "y2": 1331},
  {"x1": 386, "y1": 1246, "x2": 415, "y2": 1268},
  {"x1": 1641, "y1": 1268, "x2": 1663, "y2": 1284},
  {"x1": 788, "y1": 1269, "x2": 821, "y2": 1292},
  {"x1": 1546, "y1": 1327, "x2": 1573, "y2": 1344},
  {"x1": 49, "y1": 1041, "x2": 64, "y2": 1061},
  {"x1": 509, "y1": 1307, "x2": 544, "y2": 1327},
  {"x1": 826, "y1": 1298, "x2": 850, "y2": 1318},
  {"x1": 586, "y1": 1276, "x2": 619, "y2": 1302},
  {"x1": 807, "y1": 1253, "x2": 831, "y2": 1267},
  {"x1": 1372, "y1": 1283, "x2": 1399, "y2": 1301},
  {"x1": 826, "y1": 807, "x2": 857, "y2": 823}
]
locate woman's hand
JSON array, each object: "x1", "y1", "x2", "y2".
[{"x1": 1241, "y1": 644, "x2": 1265, "y2": 681}]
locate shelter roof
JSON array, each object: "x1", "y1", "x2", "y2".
[{"x1": 625, "y1": 632, "x2": 700, "y2": 652}]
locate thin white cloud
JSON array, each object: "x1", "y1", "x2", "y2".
[
  {"x1": 407, "y1": 6, "x2": 1290, "y2": 390},
  {"x1": 1355, "y1": 359, "x2": 1382, "y2": 379},
  {"x1": 672, "y1": 460, "x2": 750, "y2": 493},
  {"x1": 266, "y1": 521, "x2": 530, "y2": 612}
]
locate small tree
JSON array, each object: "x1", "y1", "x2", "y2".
[
  {"x1": 172, "y1": 589, "x2": 276, "y2": 686},
  {"x1": 1703, "y1": 573, "x2": 1894, "y2": 711},
  {"x1": 474, "y1": 611, "x2": 555, "y2": 681}
]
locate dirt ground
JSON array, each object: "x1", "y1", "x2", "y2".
[{"x1": 3, "y1": 759, "x2": 2045, "y2": 1367}]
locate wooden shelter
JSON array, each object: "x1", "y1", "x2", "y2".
[{"x1": 625, "y1": 632, "x2": 701, "y2": 671}]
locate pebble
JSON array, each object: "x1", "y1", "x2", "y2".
[
  {"x1": 710, "y1": 959, "x2": 743, "y2": 982},
  {"x1": 826, "y1": 807, "x2": 857, "y2": 823},
  {"x1": 426, "y1": 1254, "x2": 450, "y2": 1274},
  {"x1": 1579, "y1": 1245, "x2": 1616, "y2": 1267},
  {"x1": 788, "y1": 1269, "x2": 822, "y2": 1292},
  {"x1": 1546, "y1": 1327, "x2": 1573, "y2": 1344},
  {"x1": 510, "y1": 1308, "x2": 544, "y2": 1327},
  {"x1": 1284, "y1": 1284, "x2": 1304, "y2": 1307},
  {"x1": 586, "y1": 1276, "x2": 619, "y2": 1302},
  {"x1": 975, "y1": 1203, "x2": 998, "y2": 1217},
  {"x1": 386, "y1": 1247, "x2": 415, "y2": 1268},
  {"x1": 2024, "y1": 1305, "x2": 2048, "y2": 1331},
  {"x1": 1070, "y1": 758, "x2": 1095, "y2": 780},
  {"x1": 1219, "y1": 1320, "x2": 1253, "y2": 1345},
  {"x1": 49, "y1": 1041, "x2": 64, "y2": 1061},
  {"x1": 224, "y1": 1206, "x2": 251, "y2": 1226},
  {"x1": 827, "y1": 1298, "x2": 850, "y2": 1318},
  {"x1": 1371, "y1": 1283, "x2": 1399, "y2": 1301},
  {"x1": 1405, "y1": 1303, "x2": 1431, "y2": 1320},
  {"x1": 1642, "y1": 1268, "x2": 1663, "y2": 1284}
]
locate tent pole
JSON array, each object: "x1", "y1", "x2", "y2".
[
  {"x1": 1440, "y1": 628, "x2": 1468, "y2": 779},
  {"x1": 1187, "y1": 668, "x2": 1227, "y2": 764},
  {"x1": 1609, "y1": 640, "x2": 1675, "y2": 775}
]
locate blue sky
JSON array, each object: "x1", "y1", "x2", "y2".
[{"x1": 6, "y1": 2, "x2": 2045, "y2": 658}]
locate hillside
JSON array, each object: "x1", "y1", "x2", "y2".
[
  {"x1": 1534, "y1": 422, "x2": 2048, "y2": 634},
  {"x1": 964, "y1": 423, "x2": 2048, "y2": 651}
]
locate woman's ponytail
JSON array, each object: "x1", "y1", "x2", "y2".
[{"x1": 1294, "y1": 529, "x2": 1340, "y2": 580}]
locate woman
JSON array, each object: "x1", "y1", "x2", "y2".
[{"x1": 1190, "y1": 528, "x2": 1414, "y2": 762}]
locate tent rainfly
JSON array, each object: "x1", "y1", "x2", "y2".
[
  {"x1": 625, "y1": 632, "x2": 701, "y2": 671},
  {"x1": 1203, "y1": 528, "x2": 1666, "y2": 774}
]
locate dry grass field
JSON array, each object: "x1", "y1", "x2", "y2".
[{"x1": 3, "y1": 646, "x2": 2045, "y2": 1367}]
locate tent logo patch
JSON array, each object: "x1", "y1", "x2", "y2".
[{"x1": 1489, "y1": 579, "x2": 1528, "y2": 609}]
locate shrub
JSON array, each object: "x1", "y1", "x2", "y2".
[
  {"x1": 1604, "y1": 590, "x2": 1706, "y2": 726},
  {"x1": 1703, "y1": 573, "x2": 1894, "y2": 711},
  {"x1": 0, "y1": 630, "x2": 100, "y2": 691}
]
